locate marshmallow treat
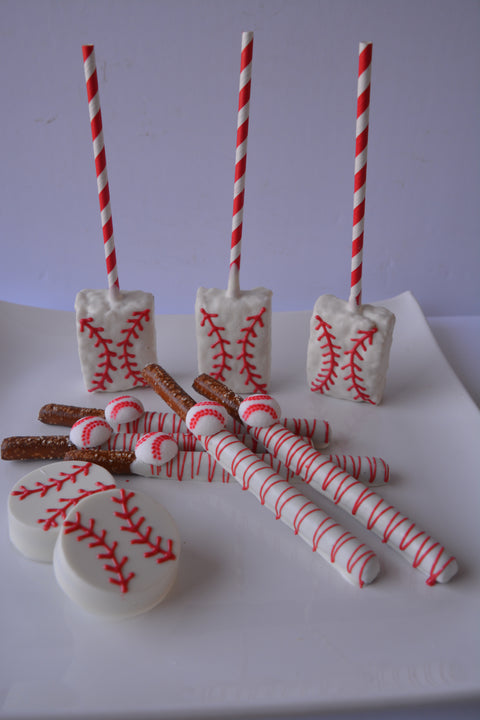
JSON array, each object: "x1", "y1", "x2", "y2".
[
  {"x1": 53, "y1": 487, "x2": 180, "y2": 619},
  {"x1": 307, "y1": 294, "x2": 395, "y2": 405},
  {"x1": 195, "y1": 286, "x2": 272, "y2": 394},
  {"x1": 8, "y1": 461, "x2": 116, "y2": 562},
  {"x1": 75, "y1": 289, "x2": 157, "y2": 392}
]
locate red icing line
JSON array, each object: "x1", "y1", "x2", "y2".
[
  {"x1": 188, "y1": 407, "x2": 225, "y2": 431},
  {"x1": 63, "y1": 513, "x2": 134, "y2": 593},
  {"x1": 116, "y1": 310, "x2": 151, "y2": 387},
  {"x1": 310, "y1": 315, "x2": 341, "y2": 393},
  {"x1": 78, "y1": 318, "x2": 117, "y2": 392},
  {"x1": 109, "y1": 396, "x2": 143, "y2": 420},
  {"x1": 236, "y1": 307, "x2": 268, "y2": 392},
  {"x1": 112, "y1": 489, "x2": 176, "y2": 564},
  {"x1": 199, "y1": 308, "x2": 232, "y2": 381},
  {"x1": 242, "y1": 402, "x2": 277, "y2": 422},
  {"x1": 11, "y1": 462, "x2": 92, "y2": 501},
  {"x1": 80, "y1": 418, "x2": 108, "y2": 446},
  {"x1": 341, "y1": 327, "x2": 378, "y2": 403}
]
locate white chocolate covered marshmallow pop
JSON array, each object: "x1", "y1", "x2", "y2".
[
  {"x1": 195, "y1": 32, "x2": 272, "y2": 394},
  {"x1": 76, "y1": 46, "x2": 157, "y2": 392},
  {"x1": 306, "y1": 43, "x2": 395, "y2": 405}
]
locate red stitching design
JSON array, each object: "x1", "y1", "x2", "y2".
[
  {"x1": 116, "y1": 310, "x2": 151, "y2": 387},
  {"x1": 11, "y1": 462, "x2": 92, "y2": 503},
  {"x1": 112, "y1": 489, "x2": 176, "y2": 563},
  {"x1": 341, "y1": 328, "x2": 378, "y2": 403},
  {"x1": 63, "y1": 512, "x2": 135, "y2": 593},
  {"x1": 199, "y1": 307, "x2": 233, "y2": 381},
  {"x1": 40, "y1": 482, "x2": 116, "y2": 531},
  {"x1": 79, "y1": 318, "x2": 118, "y2": 391},
  {"x1": 236, "y1": 307, "x2": 268, "y2": 392},
  {"x1": 310, "y1": 315, "x2": 341, "y2": 393}
]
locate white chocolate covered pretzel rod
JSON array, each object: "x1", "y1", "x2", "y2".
[
  {"x1": 142, "y1": 364, "x2": 380, "y2": 588},
  {"x1": 193, "y1": 374, "x2": 458, "y2": 585},
  {"x1": 1, "y1": 434, "x2": 388, "y2": 485},
  {"x1": 38, "y1": 403, "x2": 331, "y2": 449}
]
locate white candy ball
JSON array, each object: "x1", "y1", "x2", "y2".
[
  {"x1": 186, "y1": 402, "x2": 228, "y2": 436},
  {"x1": 238, "y1": 394, "x2": 281, "y2": 428},
  {"x1": 105, "y1": 395, "x2": 144, "y2": 427},
  {"x1": 70, "y1": 416, "x2": 113, "y2": 449},
  {"x1": 135, "y1": 433, "x2": 178, "y2": 465}
]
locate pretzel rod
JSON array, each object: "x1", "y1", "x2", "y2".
[
  {"x1": 1, "y1": 436, "x2": 74, "y2": 461},
  {"x1": 105, "y1": 434, "x2": 388, "y2": 485},
  {"x1": 142, "y1": 364, "x2": 379, "y2": 588},
  {"x1": 193, "y1": 375, "x2": 457, "y2": 585},
  {"x1": 37, "y1": 402, "x2": 330, "y2": 449}
]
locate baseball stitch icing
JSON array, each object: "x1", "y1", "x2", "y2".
[
  {"x1": 251, "y1": 423, "x2": 457, "y2": 584},
  {"x1": 53, "y1": 487, "x2": 180, "y2": 618},
  {"x1": 8, "y1": 461, "x2": 116, "y2": 562}
]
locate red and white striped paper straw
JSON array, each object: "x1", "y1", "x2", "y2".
[
  {"x1": 227, "y1": 31, "x2": 254, "y2": 297},
  {"x1": 349, "y1": 42, "x2": 372, "y2": 307},
  {"x1": 82, "y1": 45, "x2": 119, "y2": 294}
]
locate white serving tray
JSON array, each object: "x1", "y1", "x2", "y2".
[{"x1": 1, "y1": 292, "x2": 479, "y2": 718}]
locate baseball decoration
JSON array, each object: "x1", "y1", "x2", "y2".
[
  {"x1": 238, "y1": 394, "x2": 281, "y2": 428},
  {"x1": 53, "y1": 488, "x2": 180, "y2": 618},
  {"x1": 105, "y1": 395, "x2": 145, "y2": 427},
  {"x1": 75, "y1": 45, "x2": 157, "y2": 392},
  {"x1": 306, "y1": 43, "x2": 395, "y2": 405},
  {"x1": 134, "y1": 432, "x2": 179, "y2": 465},
  {"x1": 69, "y1": 416, "x2": 113, "y2": 449},
  {"x1": 195, "y1": 31, "x2": 272, "y2": 393},
  {"x1": 8, "y1": 461, "x2": 116, "y2": 562},
  {"x1": 185, "y1": 401, "x2": 228, "y2": 436}
]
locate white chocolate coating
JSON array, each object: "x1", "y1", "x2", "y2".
[
  {"x1": 195, "y1": 286, "x2": 272, "y2": 393},
  {"x1": 185, "y1": 401, "x2": 228, "y2": 436},
  {"x1": 307, "y1": 294, "x2": 395, "y2": 404},
  {"x1": 8, "y1": 461, "x2": 116, "y2": 562},
  {"x1": 134, "y1": 432, "x2": 178, "y2": 465},
  {"x1": 70, "y1": 416, "x2": 113, "y2": 449},
  {"x1": 191, "y1": 428, "x2": 380, "y2": 587},
  {"x1": 250, "y1": 423, "x2": 457, "y2": 584},
  {"x1": 75, "y1": 289, "x2": 157, "y2": 393},
  {"x1": 105, "y1": 395, "x2": 144, "y2": 426},
  {"x1": 239, "y1": 394, "x2": 281, "y2": 428},
  {"x1": 53, "y1": 488, "x2": 180, "y2": 619}
]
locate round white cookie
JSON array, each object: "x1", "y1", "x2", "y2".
[
  {"x1": 70, "y1": 416, "x2": 113, "y2": 448},
  {"x1": 238, "y1": 394, "x2": 281, "y2": 428},
  {"x1": 105, "y1": 395, "x2": 144, "y2": 427},
  {"x1": 186, "y1": 401, "x2": 228, "y2": 436},
  {"x1": 53, "y1": 488, "x2": 180, "y2": 619},
  {"x1": 8, "y1": 461, "x2": 116, "y2": 562}
]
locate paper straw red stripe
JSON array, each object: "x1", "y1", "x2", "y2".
[
  {"x1": 228, "y1": 32, "x2": 254, "y2": 293},
  {"x1": 349, "y1": 42, "x2": 372, "y2": 306},
  {"x1": 82, "y1": 45, "x2": 119, "y2": 291}
]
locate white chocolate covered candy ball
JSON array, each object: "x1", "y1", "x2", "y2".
[
  {"x1": 185, "y1": 401, "x2": 228, "y2": 436},
  {"x1": 8, "y1": 461, "x2": 116, "y2": 562},
  {"x1": 53, "y1": 487, "x2": 180, "y2": 619},
  {"x1": 238, "y1": 394, "x2": 281, "y2": 428},
  {"x1": 134, "y1": 432, "x2": 178, "y2": 465},
  {"x1": 70, "y1": 416, "x2": 113, "y2": 449},
  {"x1": 105, "y1": 395, "x2": 144, "y2": 427}
]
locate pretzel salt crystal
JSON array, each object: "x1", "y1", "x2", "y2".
[
  {"x1": 142, "y1": 364, "x2": 380, "y2": 588},
  {"x1": 192, "y1": 374, "x2": 458, "y2": 585}
]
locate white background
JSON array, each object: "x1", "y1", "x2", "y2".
[{"x1": 0, "y1": 0, "x2": 478, "y2": 316}]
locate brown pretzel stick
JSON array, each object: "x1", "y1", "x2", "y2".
[
  {"x1": 65, "y1": 448, "x2": 135, "y2": 475},
  {"x1": 193, "y1": 374, "x2": 243, "y2": 421},
  {"x1": 38, "y1": 403, "x2": 104, "y2": 427},
  {"x1": 142, "y1": 364, "x2": 196, "y2": 420},
  {"x1": 1, "y1": 435, "x2": 74, "y2": 460}
]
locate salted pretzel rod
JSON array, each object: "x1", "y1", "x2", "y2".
[
  {"x1": 38, "y1": 403, "x2": 331, "y2": 449},
  {"x1": 192, "y1": 374, "x2": 458, "y2": 585},
  {"x1": 142, "y1": 364, "x2": 379, "y2": 588}
]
